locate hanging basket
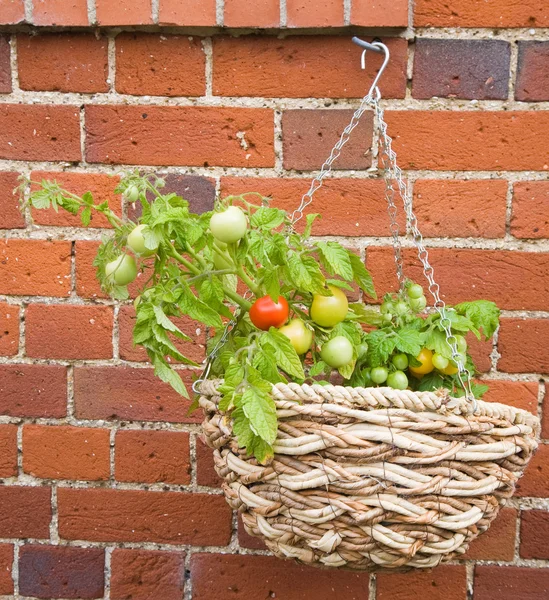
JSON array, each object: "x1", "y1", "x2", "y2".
[{"x1": 196, "y1": 38, "x2": 540, "y2": 570}]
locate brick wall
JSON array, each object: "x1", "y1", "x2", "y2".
[{"x1": 0, "y1": 1, "x2": 548, "y2": 598}]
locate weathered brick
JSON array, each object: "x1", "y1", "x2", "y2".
[
  {"x1": 283, "y1": 109, "x2": 373, "y2": 171},
  {"x1": 498, "y1": 318, "x2": 549, "y2": 374},
  {"x1": 23, "y1": 425, "x2": 110, "y2": 481},
  {"x1": 116, "y1": 33, "x2": 205, "y2": 97},
  {"x1": 516, "y1": 41, "x2": 549, "y2": 101},
  {"x1": 159, "y1": 0, "x2": 216, "y2": 26},
  {"x1": 115, "y1": 430, "x2": 190, "y2": 484},
  {"x1": 377, "y1": 565, "x2": 467, "y2": 600},
  {"x1": 33, "y1": 0, "x2": 88, "y2": 25},
  {"x1": 26, "y1": 304, "x2": 113, "y2": 360},
  {"x1": 516, "y1": 445, "x2": 549, "y2": 497},
  {"x1": 0, "y1": 35, "x2": 11, "y2": 93},
  {"x1": 191, "y1": 553, "x2": 370, "y2": 599},
  {"x1": 238, "y1": 514, "x2": 267, "y2": 550},
  {"x1": 414, "y1": 0, "x2": 549, "y2": 27},
  {"x1": 0, "y1": 172, "x2": 25, "y2": 229},
  {"x1": 58, "y1": 488, "x2": 232, "y2": 545},
  {"x1": 213, "y1": 37, "x2": 407, "y2": 99},
  {"x1": 224, "y1": 0, "x2": 279, "y2": 27},
  {"x1": 0, "y1": 544, "x2": 13, "y2": 595},
  {"x1": 111, "y1": 549, "x2": 185, "y2": 600},
  {"x1": 351, "y1": 0, "x2": 408, "y2": 26},
  {"x1": 413, "y1": 179, "x2": 507, "y2": 238},
  {"x1": 467, "y1": 332, "x2": 492, "y2": 373},
  {"x1": 19, "y1": 545, "x2": 104, "y2": 599},
  {"x1": 463, "y1": 507, "x2": 517, "y2": 561},
  {"x1": 75, "y1": 240, "x2": 108, "y2": 299},
  {"x1": 0, "y1": 486, "x2": 51, "y2": 538},
  {"x1": 0, "y1": 424, "x2": 17, "y2": 477},
  {"x1": 413, "y1": 39, "x2": 510, "y2": 100},
  {"x1": 96, "y1": 0, "x2": 152, "y2": 25},
  {"x1": 511, "y1": 181, "x2": 549, "y2": 239},
  {"x1": 481, "y1": 380, "x2": 539, "y2": 414},
  {"x1": 0, "y1": 104, "x2": 81, "y2": 161},
  {"x1": 196, "y1": 437, "x2": 222, "y2": 487},
  {"x1": 0, "y1": 302, "x2": 18, "y2": 356},
  {"x1": 385, "y1": 111, "x2": 549, "y2": 171},
  {"x1": 18, "y1": 33, "x2": 107, "y2": 93},
  {"x1": 0, "y1": 0, "x2": 24, "y2": 24},
  {"x1": 0, "y1": 364, "x2": 67, "y2": 418},
  {"x1": 74, "y1": 366, "x2": 200, "y2": 423},
  {"x1": 520, "y1": 510, "x2": 549, "y2": 559},
  {"x1": 85, "y1": 105, "x2": 274, "y2": 167},
  {"x1": 474, "y1": 566, "x2": 549, "y2": 600},
  {"x1": 286, "y1": 0, "x2": 343, "y2": 27}
]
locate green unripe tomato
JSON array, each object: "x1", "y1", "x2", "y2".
[
  {"x1": 394, "y1": 301, "x2": 409, "y2": 316},
  {"x1": 320, "y1": 336, "x2": 354, "y2": 368},
  {"x1": 387, "y1": 370, "x2": 409, "y2": 390},
  {"x1": 105, "y1": 254, "x2": 137, "y2": 286},
  {"x1": 127, "y1": 224, "x2": 158, "y2": 257},
  {"x1": 357, "y1": 342, "x2": 369, "y2": 359},
  {"x1": 123, "y1": 185, "x2": 139, "y2": 202},
  {"x1": 409, "y1": 295, "x2": 427, "y2": 312},
  {"x1": 370, "y1": 366, "x2": 389, "y2": 384},
  {"x1": 210, "y1": 206, "x2": 248, "y2": 244},
  {"x1": 310, "y1": 285, "x2": 349, "y2": 328},
  {"x1": 382, "y1": 313, "x2": 393, "y2": 323},
  {"x1": 279, "y1": 319, "x2": 313, "y2": 355},
  {"x1": 432, "y1": 353, "x2": 449, "y2": 370},
  {"x1": 391, "y1": 353, "x2": 409, "y2": 370},
  {"x1": 455, "y1": 335, "x2": 468, "y2": 353},
  {"x1": 213, "y1": 242, "x2": 233, "y2": 270},
  {"x1": 380, "y1": 301, "x2": 394, "y2": 315},
  {"x1": 407, "y1": 283, "x2": 424, "y2": 299}
]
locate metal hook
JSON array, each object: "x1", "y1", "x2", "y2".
[{"x1": 352, "y1": 36, "x2": 391, "y2": 98}]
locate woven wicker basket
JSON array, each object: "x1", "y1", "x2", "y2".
[{"x1": 199, "y1": 380, "x2": 539, "y2": 570}]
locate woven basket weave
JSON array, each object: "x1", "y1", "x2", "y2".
[{"x1": 199, "y1": 379, "x2": 539, "y2": 570}]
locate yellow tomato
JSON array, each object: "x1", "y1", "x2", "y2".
[
  {"x1": 441, "y1": 363, "x2": 459, "y2": 375},
  {"x1": 409, "y1": 348, "x2": 434, "y2": 375}
]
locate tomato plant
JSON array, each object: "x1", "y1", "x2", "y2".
[
  {"x1": 210, "y1": 206, "x2": 248, "y2": 244},
  {"x1": 409, "y1": 348, "x2": 435, "y2": 376},
  {"x1": 105, "y1": 254, "x2": 138, "y2": 286},
  {"x1": 127, "y1": 224, "x2": 158, "y2": 257},
  {"x1": 279, "y1": 319, "x2": 313, "y2": 355},
  {"x1": 320, "y1": 336, "x2": 354, "y2": 368},
  {"x1": 249, "y1": 296, "x2": 290, "y2": 331},
  {"x1": 387, "y1": 370, "x2": 408, "y2": 390},
  {"x1": 310, "y1": 285, "x2": 349, "y2": 327}
]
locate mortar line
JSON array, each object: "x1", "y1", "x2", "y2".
[
  {"x1": 151, "y1": 0, "x2": 160, "y2": 24},
  {"x1": 189, "y1": 432, "x2": 198, "y2": 488},
  {"x1": 343, "y1": 0, "x2": 351, "y2": 26},
  {"x1": 368, "y1": 573, "x2": 376, "y2": 600},
  {"x1": 104, "y1": 546, "x2": 113, "y2": 600},
  {"x1": 106, "y1": 34, "x2": 116, "y2": 93},
  {"x1": 203, "y1": 37, "x2": 213, "y2": 98},
  {"x1": 87, "y1": 0, "x2": 97, "y2": 26},
  {"x1": 109, "y1": 427, "x2": 116, "y2": 482},
  {"x1": 216, "y1": 0, "x2": 224, "y2": 27},
  {"x1": 183, "y1": 548, "x2": 193, "y2": 600},
  {"x1": 23, "y1": 0, "x2": 32, "y2": 22},
  {"x1": 280, "y1": 0, "x2": 287, "y2": 28},
  {"x1": 8, "y1": 34, "x2": 20, "y2": 93},
  {"x1": 466, "y1": 563, "x2": 475, "y2": 599},
  {"x1": 12, "y1": 542, "x2": 20, "y2": 597},
  {"x1": 508, "y1": 35, "x2": 520, "y2": 102}
]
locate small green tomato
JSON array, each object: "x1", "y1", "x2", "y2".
[
  {"x1": 320, "y1": 336, "x2": 354, "y2": 369},
  {"x1": 105, "y1": 254, "x2": 137, "y2": 286},
  {"x1": 210, "y1": 206, "x2": 248, "y2": 244},
  {"x1": 127, "y1": 224, "x2": 158, "y2": 257}
]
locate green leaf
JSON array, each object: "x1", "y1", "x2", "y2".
[
  {"x1": 151, "y1": 356, "x2": 189, "y2": 398},
  {"x1": 348, "y1": 303, "x2": 383, "y2": 325},
  {"x1": 153, "y1": 305, "x2": 179, "y2": 332},
  {"x1": 394, "y1": 327, "x2": 424, "y2": 356},
  {"x1": 242, "y1": 385, "x2": 277, "y2": 444},
  {"x1": 326, "y1": 279, "x2": 354, "y2": 292},
  {"x1": 308, "y1": 361, "x2": 328, "y2": 377},
  {"x1": 316, "y1": 242, "x2": 354, "y2": 281},
  {"x1": 253, "y1": 348, "x2": 286, "y2": 384},
  {"x1": 286, "y1": 252, "x2": 313, "y2": 290},
  {"x1": 424, "y1": 328, "x2": 454, "y2": 360},
  {"x1": 348, "y1": 251, "x2": 376, "y2": 298},
  {"x1": 232, "y1": 407, "x2": 255, "y2": 449},
  {"x1": 454, "y1": 300, "x2": 500, "y2": 339},
  {"x1": 251, "y1": 206, "x2": 285, "y2": 230},
  {"x1": 30, "y1": 189, "x2": 51, "y2": 209},
  {"x1": 263, "y1": 328, "x2": 305, "y2": 381},
  {"x1": 81, "y1": 207, "x2": 92, "y2": 226},
  {"x1": 417, "y1": 370, "x2": 445, "y2": 392},
  {"x1": 82, "y1": 191, "x2": 94, "y2": 205},
  {"x1": 338, "y1": 360, "x2": 356, "y2": 380},
  {"x1": 262, "y1": 268, "x2": 280, "y2": 303},
  {"x1": 303, "y1": 213, "x2": 320, "y2": 238},
  {"x1": 178, "y1": 283, "x2": 223, "y2": 329},
  {"x1": 366, "y1": 330, "x2": 396, "y2": 367}
]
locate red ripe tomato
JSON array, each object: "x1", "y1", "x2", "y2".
[{"x1": 249, "y1": 295, "x2": 289, "y2": 331}]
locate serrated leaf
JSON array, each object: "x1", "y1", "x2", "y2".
[
  {"x1": 348, "y1": 303, "x2": 383, "y2": 325},
  {"x1": 366, "y1": 330, "x2": 396, "y2": 367},
  {"x1": 82, "y1": 191, "x2": 94, "y2": 205},
  {"x1": 304, "y1": 213, "x2": 320, "y2": 238},
  {"x1": 424, "y1": 328, "x2": 454, "y2": 360},
  {"x1": 394, "y1": 327, "x2": 424, "y2": 356},
  {"x1": 81, "y1": 207, "x2": 92, "y2": 226},
  {"x1": 178, "y1": 283, "x2": 223, "y2": 328},
  {"x1": 242, "y1": 385, "x2": 277, "y2": 444},
  {"x1": 308, "y1": 361, "x2": 328, "y2": 377},
  {"x1": 454, "y1": 300, "x2": 500, "y2": 339},
  {"x1": 153, "y1": 305, "x2": 178, "y2": 332},
  {"x1": 417, "y1": 370, "x2": 445, "y2": 392},
  {"x1": 253, "y1": 348, "x2": 286, "y2": 383},
  {"x1": 316, "y1": 241, "x2": 354, "y2": 281},
  {"x1": 262, "y1": 268, "x2": 281, "y2": 303},
  {"x1": 151, "y1": 356, "x2": 189, "y2": 398},
  {"x1": 348, "y1": 251, "x2": 376, "y2": 298},
  {"x1": 286, "y1": 252, "x2": 313, "y2": 290},
  {"x1": 251, "y1": 206, "x2": 285, "y2": 230},
  {"x1": 338, "y1": 360, "x2": 356, "y2": 380},
  {"x1": 326, "y1": 279, "x2": 354, "y2": 292},
  {"x1": 263, "y1": 328, "x2": 305, "y2": 381}
]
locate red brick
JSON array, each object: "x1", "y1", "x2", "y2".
[
  {"x1": 96, "y1": 0, "x2": 152, "y2": 25},
  {"x1": 516, "y1": 444, "x2": 549, "y2": 497},
  {"x1": 119, "y1": 305, "x2": 206, "y2": 364},
  {"x1": 377, "y1": 565, "x2": 467, "y2": 600},
  {"x1": 481, "y1": 380, "x2": 539, "y2": 415},
  {"x1": 0, "y1": 364, "x2": 67, "y2": 418},
  {"x1": 520, "y1": 510, "x2": 549, "y2": 559},
  {"x1": 467, "y1": 332, "x2": 492, "y2": 373},
  {"x1": 23, "y1": 425, "x2": 110, "y2": 481},
  {"x1": 351, "y1": 0, "x2": 408, "y2": 26},
  {"x1": 0, "y1": 424, "x2": 17, "y2": 477},
  {"x1": 498, "y1": 318, "x2": 549, "y2": 374},
  {"x1": 196, "y1": 437, "x2": 222, "y2": 487},
  {"x1": 0, "y1": 35, "x2": 11, "y2": 93},
  {"x1": 26, "y1": 304, "x2": 113, "y2": 360},
  {"x1": 0, "y1": 0, "x2": 24, "y2": 24},
  {"x1": 85, "y1": 105, "x2": 274, "y2": 168},
  {"x1": 116, "y1": 33, "x2": 205, "y2": 97},
  {"x1": 385, "y1": 111, "x2": 549, "y2": 171},
  {"x1": 0, "y1": 544, "x2": 13, "y2": 595},
  {"x1": 516, "y1": 42, "x2": 549, "y2": 101},
  {"x1": 287, "y1": 0, "x2": 343, "y2": 27},
  {"x1": 19, "y1": 545, "x2": 104, "y2": 599},
  {"x1": 238, "y1": 514, "x2": 267, "y2": 550},
  {"x1": 32, "y1": 0, "x2": 89, "y2": 26},
  {"x1": 221, "y1": 177, "x2": 405, "y2": 236},
  {"x1": 0, "y1": 172, "x2": 25, "y2": 229},
  {"x1": 159, "y1": 0, "x2": 216, "y2": 26},
  {"x1": 413, "y1": 39, "x2": 510, "y2": 100},
  {"x1": 75, "y1": 240, "x2": 108, "y2": 299},
  {"x1": 115, "y1": 430, "x2": 190, "y2": 484},
  {"x1": 0, "y1": 486, "x2": 51, "y2": 538},
  {"x1": 474, "y1": 566, "x2": 549, "y2": 600},
  {"x1": 31, "y1": 171, "x2": 121, "y2": 228},
  {"x1": 511, "y1": 181, "x2": 549, "y2": 239},
  {"x1": 18, "y1": 34, "x2": 107, "y2": 93},
  {"x1": 463, "y1": 507, "x2": 517, "y2": 561},
  {"x1": 74, "y1": 366, "x2": 200, "y2": 423},
  {"x1": 224, "y1": 0, "x2": 279, "y2": 27},
  {"x1": 58, "y1": 488, "x2": 232, "y2": 545},
  {"x1": 413, "y1": 179, "x2": 507, "y2": 238},
  {"x1": 213, "y1": 37, "x2": 407, "y2": 99},
  {"x1": 0, "y1": 302, "x2": 18, "y2": 356},
  {"x1": 157, "y1": 173, "x2": 216, "y2": 214},
  {"x1": 366, "y1": 247, "x2": 549, "y2": 311},
  {"x1": 414, "y1": 0, "x2": 549, "y2": 27},
  {"x1": 283, "y1": 109, "x2": 373, "y2": 171},
  {"x1": 111, "y1": 549, "x2": 185, "y2": 600},
  {"x1": 0, "y1": 104, "x2": 81, "y2": 161}
]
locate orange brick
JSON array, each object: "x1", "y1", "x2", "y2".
[
  {"x1": 23, "y1": 425, "x2": 110, "y2": 481},
  {"x1": 75, "y1": 240, "x2": 107, "y2": 299},
  {"x1": 511, "y1": 181, "x2": 549, "y2": 239},
  {"x1": 0, "y1": 35, "x2": 11, "y2": 93},
  {"x1": 0, "y1": 486, "x2": 51, "y2": 538},
  {"x1": 377, "y1": 565, "x2": 467, "y2": 600},
  {"x1": 481, "y1": 380, "x2": 539, "y2": 414},
  {"x1": 351, "y1": 0, "x2": 408, "y2": 26},
  {"x1": 0, "y1": 239, "x2": 71, "y2": 296},
  {"x1": 498, "y1": 318, "x2": 549, "y2": 374},
  {"x1": 224, "y1": 0, "x2": 279, "y2": 27},
  {"x1": 463, "y1": 508, "x2": 517, "y2": 561},
  {"x1": 96, "y1": 0, "x2": 152, "y2": 25},
  {"x1": 467, "y1": 332, "x2": 492, "y2": 373},
  {"x1": 32, "y1": 0, "x2": 88, "y2": 26},
  {"x1": 0, "y1": 0, "x2": 24, "y2": 24},
  {"x1": 0, "y1": 425, "x2": 17, "y2": 477},
  {"x1": 0, "y1": 302, "x2": 18, "y2": 356},
  {"x1": 474, "y1": 566, "x2": 549, "y2": 600},
  {"x1": 520, "y1": 510, "x2": 549, "y2": 559},
  {"x1": 0, "y1": 544, "x2": 13, "y2": 595},
  {"x1": 287, "y1": 0, "x2": 343, "y2": 27},
  {"x1": 0, "y1": 172, "x2": 25, "y2": 229},
  {"x1": 196, "y1": 438, "x2": 222, "y2": 487},
  {"x1": 159, "y1": 0, "x2": 216, "y2": 26},
  {"x1": 516, "y1": 444, "x2": 549, "y2": 497}
]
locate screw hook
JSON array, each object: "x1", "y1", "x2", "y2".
[{"x1": 352, "y1": 37, "x2": 391, "y2": 98}]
